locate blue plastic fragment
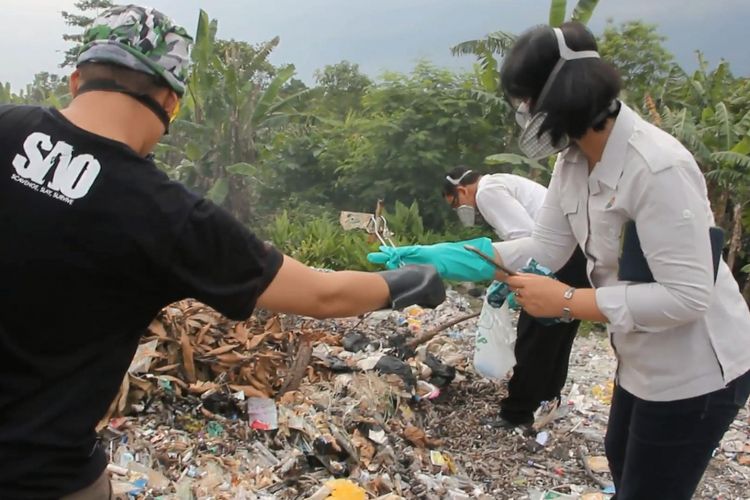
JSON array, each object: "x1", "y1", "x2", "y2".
[{"x1": 128, "y1": 478, "x2": 148, "y2": 496}]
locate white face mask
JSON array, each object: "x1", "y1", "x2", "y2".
[
  {"x1": 516, "y1": 28, "x2": 601, "y2": 160},
  {"x1": 518, "y1": 113, "x2": 571, "y2": 160},
  {"x1": 455, "y1": 205, "x2": 476, "y2": 227},
  {"x1": 515, "y1": 101, "x2": 531, "y2": 129}
]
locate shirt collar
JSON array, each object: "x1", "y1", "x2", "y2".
[{"x1": 589, "y1": 101, "x2": 636, "y2": 191}]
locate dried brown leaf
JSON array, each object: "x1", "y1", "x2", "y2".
[
  {"x1": 188, "y1": 381, "x2": 219, "y2": 394},
  {"x1": 181, "y1": 331, "x2": 196, "y2": 383},
  {"x1": 215, "y1": 352, "x2": 248, "y2": 364},
  {"x1": 265, "y1": 316, "x2": 283, "y2": 334},
  {"x1": 203, "y1": 344, "x2": 239, "y2": 357},
  {"x1": 351, "y1": 429, "x2": 375, "y2": 465},
  {"x1": 195, "y1": 323, "x2": 212, "y2": 346},
  {"x1": 153, "y1": 363, "x2": 180, "y2": 373},
  {"x1": 403, "y1": 425, "x2": 441, "y2": 449},
  {"x1": 232, "y1": 323, "x2": 249, "y2": 344},
  {"x1": 247, "y1": 332, "x2": 269, "y2": 350},
  {"x1": 148, "y1": 320, "x2": 168, "y2": 338}
]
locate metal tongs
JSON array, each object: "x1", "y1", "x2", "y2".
[
  {"x1": 340, "y1": 199, "x2": 402, "y2": 266},
  {"x1": 367, "y1": 213, "x2": 396, "y2": 247},
  {"x1": 340, "y1": 199, "x2": 396, "y2": 247}
]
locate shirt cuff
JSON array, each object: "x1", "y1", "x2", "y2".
[
  {"x1": 596, "y1": 285, "x2": 635, "y2": 334},
  {"x1": 492, "y1": 238, "x2": 531, "y2": 273}
]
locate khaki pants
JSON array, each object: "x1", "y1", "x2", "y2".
[{"x1": 61, "y1": 470, "x2": 112, "y2": 500}]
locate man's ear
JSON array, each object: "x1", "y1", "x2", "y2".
[
  {"x1": 69, "y1": 70, "x2": 81, "y2": 97},
  {"x1": 161, "y1": 90, "x2": 180, "y2": 117}
]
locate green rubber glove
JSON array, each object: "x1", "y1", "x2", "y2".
[{"x1": 367, "y1": 237, "x2": 497, "y2": 282}]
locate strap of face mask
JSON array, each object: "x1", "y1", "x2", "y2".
[
  {"x1": 445, "y1": 170, "x2": 473, "y2": 186},
  {"x1": 77, "y1": 79, "x2": 171, "y2": 132},
  {"x1": 533, "y1": 28, "x2": 600, "y2": 113},
  {"x1": 591, "y1": 99, "x2": 621, "y2": 125}
]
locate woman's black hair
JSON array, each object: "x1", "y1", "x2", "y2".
[
  {"x1": 442, "y1": 166, "x2": 482, "y2": 198},
  {"x1": 500, "y1": 21, "x2": 622, "y2": 142}
]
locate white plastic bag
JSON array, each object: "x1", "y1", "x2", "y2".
[{"x1": 473, "y1": 297, "x2": 516, "y2": 380}]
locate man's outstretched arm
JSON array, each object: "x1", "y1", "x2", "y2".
[{"x1": 257, "y1": 255, "x2": 445, "y2": 319}]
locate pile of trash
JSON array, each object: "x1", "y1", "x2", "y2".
[{"x1": 98, "y1": 292, "x2": 750, "y2": 499}]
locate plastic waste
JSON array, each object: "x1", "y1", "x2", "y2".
[
  {"x1": 206, "y1": 420, "x2": 224, "y2": 437},
  {"x1": 473, "y1": 298, "x2": 516, "y2": 380},
  {"x1": 127, "y1": 462, "x2": 170, "y2": 490},
  {"x1": 342, "y1": 331, "x2": 370, "y2": 352},
  {"x1": 247, "y1": 397, "x2": 278, "y2": 430},
  {"x1": 423, "y1": 352, "x2": 455, "y2": 388},
  {"x1": 325, "y1": 479, "x2": 367, "y2": 500},
  {"x1": 114, "y1": 444, "x2": 135, "y2": 468},
  {"x1": 374, "y1": 355, "x2": 416, "y2": 388},
  {"x1": 535, "y1": 431, "x2": 550, "y2": 446},
  {"x1": 416, "y1": 380, "x2": 441, "y2": 400}
]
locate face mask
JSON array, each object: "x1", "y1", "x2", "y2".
[
  {"x1": 518, "y1": 113, "x2": 571, "y2": 160},
  {"x1": 516, "y1": 28, "x2": 601, "y2": 160},
  {"x1": 515, "y1": 101, "x2": 531, "y2": 128},
  {"x1": 455, "y1": 205, "x2": 476, "y2": 227}
]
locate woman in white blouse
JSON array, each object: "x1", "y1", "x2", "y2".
[
  {"x1": 494, "y1": 22, "x2": 750, "y2": 499},
  {"x1": 370, "y1": 20, "x2": 750, "y2": 499}
]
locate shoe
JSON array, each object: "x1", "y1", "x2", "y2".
[{"x1": 481, "y1": 415, "x2": 533, "y2": 430}]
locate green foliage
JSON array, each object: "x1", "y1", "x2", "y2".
[
  {"x1": 549, "y1": 0, "x2": 568, "y2": 27},
  {"x1": 158, "y1": 10, "x2": 311, "y2": 223},
  {"x1": 9, "y1": 4, "x2": 746, "y2": 287},
  {"x1": 570, "y1": 0, "x2": 600, "y2": 25},
  {"x1": 654, "y1": 52, "x2": 750, "y2": 275},
  {"x1": 263, "y1": 201, "x2": 491, "y2": 271},
  {"x1": 598, "y1": 20, "x2": 674, "y2": 110},
  {"x1": 548, "y1": 0, "x2": 601, "y2": 26},
  {"x1": 0, "y1": 72, "x2": 70, "y2": 107},
  {"x1": 659, "y1": 55, "x2": 750, "y2": 183},
  {"x1": 451, "y1": 0, "x2": 601, "y2": 177},
  {"x1": 314, "y1": 61, "x2": 372, "y2": 117},
  {"x1": 61, "y1": 0, "x2": 115, "y2": 67},
  {"x1": 485, "y1": 153, "x2": 553, "y2": 185},
  {"x1": 264, "y1": 210, "x2": 378, "y2": 271},
  {"x1": 450, "y1": 31, "x2": 516, "y2": 94},
  {"x1": 261, "y1": 63, "x2": 514, "y2": 230}
]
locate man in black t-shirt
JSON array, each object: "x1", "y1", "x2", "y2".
[{"x1": 0, "y1": 5, "x2": 445, "y2": 498}]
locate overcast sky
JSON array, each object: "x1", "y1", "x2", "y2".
[{"x1": 3, "y1": 0, "x2": 748, "y2": 92}]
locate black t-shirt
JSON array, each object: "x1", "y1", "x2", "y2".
[{"x1": 0, "y1": 105, "x2": 283, "y2": 498}]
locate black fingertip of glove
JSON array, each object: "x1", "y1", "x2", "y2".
[{"x1": 377, "y1": 265, "x2": 446, "y2": 310}]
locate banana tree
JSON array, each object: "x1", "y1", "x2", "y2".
[
  {"x1": 548, "y1": 0, "x2": 600, "y2": 27},
  {"x1": 659, "y1": 55, "x2": 750, "y2": 273},
  {"x1": 451, "y1": 0, "x2": 600, "y2": 95},
  {"x1": 159, "y1": 10, "x2": 310, "y2": 222}
]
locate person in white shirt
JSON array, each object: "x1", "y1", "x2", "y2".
[
  {"x1": 375, "y1": 21, "x2": 750, "y2": 500},
  {"x1": 493, "y1": 22, "x2": 750, "y2": 499},
  {"x1": 443, "y1": 167, "x2": 589, "y2": 428}
]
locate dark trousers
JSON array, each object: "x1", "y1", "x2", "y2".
[
  {"x1": 61, "y1": 469, "x2": 113, "y2": 500},
  {"x1": 605, "y1": 369, "x2": 750, "y2": 500},
  {"x1": 500, "y1": 247, "x2": 589, "y2": 424}
]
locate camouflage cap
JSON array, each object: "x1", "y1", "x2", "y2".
[{"x1": 77, "y1": 4, "x2": 193, "y2": 96}]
